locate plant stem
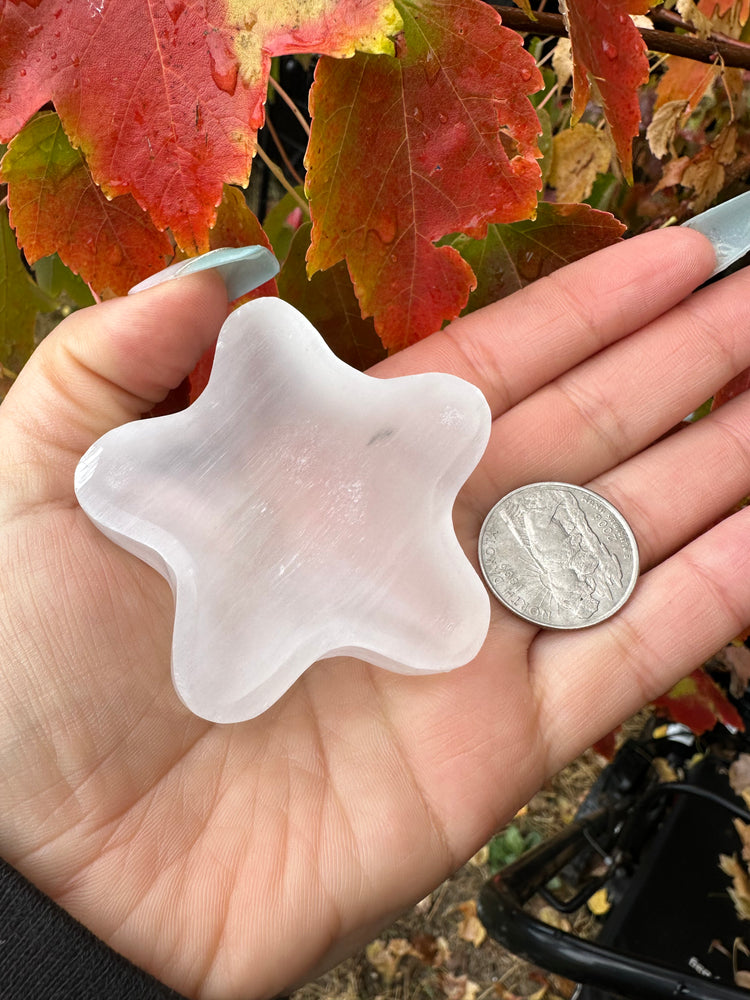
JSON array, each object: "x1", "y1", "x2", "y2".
[
  {"x1": 495, "y1": 7, "x2": 750, "y2": 69},
  {"x1": 255, "y1": 144, "x2": 309, "y2": 213},
  {"x1": 268, "y1": 77, "x2": 311, "y2": 138},
  {"x1": 264, "y1": 115, "x2": 305, "y2": 187}
]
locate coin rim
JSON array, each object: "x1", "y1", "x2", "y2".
[{"x1": 478, "y1": 481, "x2": 640, "y2": 630}]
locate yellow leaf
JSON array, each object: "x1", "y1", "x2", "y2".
[
  {"x1": 588, "y1": 888, "x2": 611, "y2": 916},
  {"x1": 551, "y1": 38, "x2": 573, "y2": 93},
  {"x1": 456, "y1": 900, "x2": 487, "y2": 948},
  {"x1": 646, "y1": 100, "x2": 688, "y2": 160},
  {"x1": 365, "y1": 937, "x2": 411, "y2": 984},
  {"x1": 538, "y1": 906, "x2": 572, "y2": 931},
  {"x1": 652, "y1": 757, "x2": 680, "y2": 783},
  {"x1": 549, "y1": 124, "x2": 612, "y2": 204},
  {"x1": 720, "y1": 854, "x2": 750, "y2": 921},
  {"x1": 469, "y1": 844, "x2": 490, "y2": 867}
]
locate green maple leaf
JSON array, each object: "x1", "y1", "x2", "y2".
[{"x1": 0, "y1": 207, "x2": 55, "y2": 375}]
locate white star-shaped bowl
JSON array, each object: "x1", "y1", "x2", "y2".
[{"x1": 75, "y1": 298, "x2": 491, "y2": 723}]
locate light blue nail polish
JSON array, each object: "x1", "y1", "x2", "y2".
[
  {"x1": 682, "y1": 190, "x2": 750, "y2": 277},
  {"x1": 128, "y1": 245, "x2": 280, "y2": 299}
]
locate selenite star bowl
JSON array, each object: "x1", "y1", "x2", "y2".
[{"x1": 75, "y1": 297, "x2": 491, "y2": 722}]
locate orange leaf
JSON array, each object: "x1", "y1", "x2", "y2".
[
  {"x1": 655, "y1": 56, "x2": 719, "y2": 113},
  {"x1": 0, "y1": 0, "x2": 402, "y2": 253},
  {"x1": 306, "y1": 0, "x2": 542, "y2": 350},
  {"x1": 563, "y1": 0, "x2": 650, "y2": 182}
]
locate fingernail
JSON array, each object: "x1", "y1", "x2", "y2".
[
  {"x1": 682, "y1": 190, "x2": 750, "y2": 276},
  {"x1": 128, "y1": 245, "x2": 280, "y2": 300}
]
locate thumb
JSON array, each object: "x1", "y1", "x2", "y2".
[{"x1": 0, "y1": 246, "x2": 278, "y2": 507}]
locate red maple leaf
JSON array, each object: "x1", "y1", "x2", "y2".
[
  {"x1": 0, "y1": 0, "x2": 402, "y2": 253},
  {"x1": 653, "y1": 667, "x2": 744, "y2": 736},
  {"x1": 306, "y1": 0, "x2": 542, "y2": 351},
  {"x1": 563, "y1": 0, "x2": 651, "y2": 183}
]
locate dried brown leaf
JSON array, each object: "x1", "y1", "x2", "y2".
[
  {"x1": 365, "y1": 937, "x2": 412, "y2": 984},
  {"x1": 735, "y1": 820, "x2": 750, "y2": 864},
  {"x1": 647, "y1": 100, "x2": 688, "y2": 160},
  {"x1": 409, "y1": 933, "x2": 451, "y2": 967},
  {"x1": 717, "y1": 645, "x2": 750, "y2": 700},
  {"x1": 439, "y1": 972, "x2": 480, "y2": 1000},
  {"x1": 676, "y1": 0, "x2": 714, "y2": 36},
  {"x1": 456, "y1": 900, "x2": 488, "y2": 948},
  {"x1": 680, "y1": 124, "x2": 737, "y2": 212},
  {"x1": 730, "y1": 755, "x2": 750, "y2": 805},
  {"x1": 720, "y1": 855, "x2": 750, "y2": 921},
  {"x1": 552, "y1": 38, "x2": 573, "y2": 93},
  {"x1": 550, "y1": 124, "x2": 612, "y2": 204}
]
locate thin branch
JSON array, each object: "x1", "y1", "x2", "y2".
[
  {"x1": 254, "y1": 144, "x2": 309, "y2": 213},
  {"x1": 268, "y1": 76, "x2": 311, "y2": 138},
  {"x1": 494, "y1": 7, "x2": 750, "y2": 70},
  {"x1": 264, "y1": 114, "x2": 305, "y2": 187}
]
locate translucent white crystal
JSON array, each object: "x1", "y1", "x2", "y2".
[
  {"x1": 75, "y1": 298, "x2": 491, "y2": 723},
  {"x1": 682, "y1": 189, "x2": 750, "y2": 276}
]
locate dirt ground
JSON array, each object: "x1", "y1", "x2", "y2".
[{"x1": 292, "y1": 743, "x2": 613, "y2": 1000}]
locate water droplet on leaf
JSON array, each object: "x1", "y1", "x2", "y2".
[
  {"x1": 520, "y1": 67, "x2": 532, "y2": 81},
  {"x1": 207, "y1": 32, "x2": 238, "y2": 95},
  {"x1": 412, "y1": 106, "x2": 423, "y2": 123},
  {"x1": 27, "y1": 24, "x2": 43, "y2": 38},
  {"x1": 602, "y1": 39, "x2": 617, "y2": 60},
  {"x1": 423, "y1": 48, "x2": 440, "y2": 85},
  {"x1": 517, "y1": 249, "x2": 542, "y2": 281}
]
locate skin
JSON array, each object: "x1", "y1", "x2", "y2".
[{"x1": 1, "y1": 228, "x2": 749, "y2": 999}]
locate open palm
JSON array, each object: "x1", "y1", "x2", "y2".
[{"x1": 2, "y1": 228, "x2": 750, "y2": 1000}]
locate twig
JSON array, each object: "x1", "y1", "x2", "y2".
[
  {"x1": 264, "y1": 114, "x2": 305, "y2": 187},
  {"x1": 651, "y1": 6, "x2": 750, "y2": 50},
  {"x1": 268, "y1": 75, "x2": 311, "y2": 138},
  {"x1": 254, "y1": 143, "x2": 309, "y2": 212},
  {"x1": 493, "y1": 6, "x2": 750, "y2": 70}
]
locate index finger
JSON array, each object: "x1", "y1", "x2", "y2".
[{"x1": 375, "y1": 227, "x2": 716, "y2": 419}]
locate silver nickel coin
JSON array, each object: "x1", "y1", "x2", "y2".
[{"x1": 478, "y1": 482, "x2": 639, "y2": 629}]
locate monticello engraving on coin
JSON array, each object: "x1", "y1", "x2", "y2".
[{"x1": 478, "y1": 483, "x2": 639, "y2": 629}]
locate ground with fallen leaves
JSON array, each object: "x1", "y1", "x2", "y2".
[{"x1": 292, "y1": 746, "x2": 607, "y2": 1000}]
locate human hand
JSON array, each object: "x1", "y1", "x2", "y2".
[{"x1": 0, "y1": 227, "x2": 747, "y2": 999}]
